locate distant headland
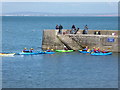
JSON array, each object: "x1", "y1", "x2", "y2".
[{"x1": 1, "y1": 12, "x2": 118, "y2": 17}]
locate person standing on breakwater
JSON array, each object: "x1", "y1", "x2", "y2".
[
  {"x1": 84, "y1": 25, "x2": 88, "y2": 34},
  {"x1": 71, "y1": 25, "x2": 76, "y2": 34},
  {"x1": 58, "y1": 24, "x2": 63, "y2": 34},
  {"x1": 55, "y1": 24, "x2": 59, "y2": 29},
  {"x1": 72, "y1": 25, "x2": 76, "y2": 30}
]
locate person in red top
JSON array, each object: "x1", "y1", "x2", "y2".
[
  {"x1": 46, "y1": 47, "x2": 51, "y2": 52},
  {"x1": 102, "y1": 49, "x2": 108, "y2": 53},
  {"x1": 97, "y1": 47, "x2": 101, "y2": 52},
  {"x1": 94, "y1": 48, "x2": 97, "y2": 52}
]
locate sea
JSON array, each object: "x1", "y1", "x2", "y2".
[{"x1": 2, "y1": 16, "x2": 118, "y2": 88}]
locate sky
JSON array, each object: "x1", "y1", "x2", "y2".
[
  {"x1": 1, "y1": 1, "x2": 118, "y2": 15},
  {"x1": 1, "y1": 0, "x2": 120, "y2": 2}
]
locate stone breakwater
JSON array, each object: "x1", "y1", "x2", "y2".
[{"x1": 42, "y1": 29, "x2": 119, "y2": 52}]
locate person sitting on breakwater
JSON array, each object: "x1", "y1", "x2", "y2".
[
  {"x1": 94, "y1": 31, "x2": 96, "y2": 35},
  {"x1": 98, "y1": 31, "x2": 101, "y2": 35},
  {"x1": 22, "y1": 48, "x2": 30, "y2": 53},
  {"x1": 82, "y1": 29, "x2": 88, "y2": 34},
  {"x1": 58, "y1": 24, "x2": 63, "y2": 34},
  {"x1": 74, "y1": 28, "x2": 79, "y2": 34},
  {"x1": 55, "y1": 24, "x2": 59, "y2": 29}
]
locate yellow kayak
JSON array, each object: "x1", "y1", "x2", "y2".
[{"x1": 0, "y1": 53, "x2": 15, "y2": 56}]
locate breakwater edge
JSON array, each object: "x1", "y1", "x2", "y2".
[{"x1": 42, "y1": 29, "x2": 119, "y2": 52}]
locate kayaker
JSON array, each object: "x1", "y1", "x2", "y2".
[
  {"x1": 29, "y1": 48, "x2": 34, "y2": 53},
  {"x1": 97, "y1": 47, "x2": 101, "y2": 52},
  {"x1": 102, "y1": 49, "x2": 108, "y2": 53},
  {"x1": 93, "y1": 48, "x2": 97, "y2": 53},
  {"x1": 51, "y1": 49, "x2": 54, "y2": 52},
  {"x1": 91, "y1": 47, "x2": 95, "y2": 52},
  {"x1": 23, "y1": 48, "x2": 29, "y2": 53},
  {"x1": 82, "y1": 46, "x2": 88, "y2": 51},
  {"x1": 64, "y1": 46, "x2": 68, "y2": 50},
  {"x1": 46, "y1": 47, "x2": 51, "y2": 52}
]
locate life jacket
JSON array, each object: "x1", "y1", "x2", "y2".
[{"x1": 94, "y1": 49, "x2": 97, "y2": 52}]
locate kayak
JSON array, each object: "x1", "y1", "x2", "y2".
[
  {"x1": 44, "y1": 52, "x2": 55, "y2": 54},
  {"x1": 55, "y1": 50, "x2": 74, "y2": 52},
  {"x1": 0, "y1": 53, "x2": 15, "y2": 56},
  {"x1": 91, "y1": 52, "x2": 112, "y2": 56},
  {"x1": 18, "y1": 51, "x2": 55, "y2": 55},
  {"x1": 78, "y1": 50, "x2": 91, "y2": 53},
  {"x1": 18, "y1": 52, "x2": 38, "y2": 55},
  {"x1": 38, "y1": 52, "x2": 55, "y2": 54}
]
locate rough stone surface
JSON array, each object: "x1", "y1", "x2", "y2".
[{"x1": 42, "y1": 29, "x2": 119, "y2": 52}]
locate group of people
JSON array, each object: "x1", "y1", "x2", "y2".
[
  {"x1": 94, "y1": 31, "x2": 101, "y2": 35},
  {"x1": 55, "y1": 24, "x2": 88, "y2": 34},
  {"x1": 82, "y1": 46, "x2": 108, "y2": 53},
  {"x1": 70, "y1": 25, "x2": 80, "y2": 34},
  {"x1": 22, "y1": 47, "x2": 54, "y2": 53},
  {"x1": 22, "y1": 48, "x2": 34, "y2": 53},
  {"x1": 56, "y1": 24, "x2": 63, "y2": 34}
]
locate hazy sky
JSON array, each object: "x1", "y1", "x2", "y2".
[
  {"x1": 2, "y1": 2, "x2": 118, "y2": 14},
  {"x1": 1, "y1": 0, "x2": 119, "y2": 2}
]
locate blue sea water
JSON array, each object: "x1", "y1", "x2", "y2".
[{"x1": 2, "y1": 16, "x2": 118, "y2": 88}]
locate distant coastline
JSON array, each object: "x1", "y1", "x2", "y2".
[
  {"x1": 1, "y1": 14, "x2": 118, "y2": 17},
  {"x1": 1, "y1": 12, "x2": 117, "y2": 17}
]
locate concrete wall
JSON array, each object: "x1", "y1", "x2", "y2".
[
  {"x1": 42, "y1": 30, "x2": 64, "y2": 50},
  {"x1": 42, "y1": 29, "x2": 119, "y2": 52}
]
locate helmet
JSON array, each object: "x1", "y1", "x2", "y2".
[
  {"x1": 30, "y1": 48, "x2": 34, "y2": 50},
  {"x1": 51, "y1": 49, "x2": 54, "y2": 51},
  {"x1": 47, "y1": 47, "x2": 50, "y2": 49}
]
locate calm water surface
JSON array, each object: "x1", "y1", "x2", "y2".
[{"x1": 2, "y1": 16, "x2": 118, "y2": 88}]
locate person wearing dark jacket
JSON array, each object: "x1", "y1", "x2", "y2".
[
  {"x1": 72, "y1": 25, "x2": 76, "y2": 30},
  {"x1": 58, "y1": 25, "x2": 63, "y2": 34},
  {"x1": 55, "y1": 24, "x2": 59, "y2": 29}
]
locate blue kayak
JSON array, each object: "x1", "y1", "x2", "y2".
[
  {"x1": 18, "y1": 52, "x2": 39, "y2": 55},
  {"x1": 18, "y1": 51, "x2": 55, "y2": 55},
  {"x1": 38, "y1": 52, "x2": 55, "y2": 54},
  {"x1": 91, "y1": 52, "x2": 112, "y2": 56},
  {"x1": 78, "y1": 50, "x2": 91, "y2": 53}
]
